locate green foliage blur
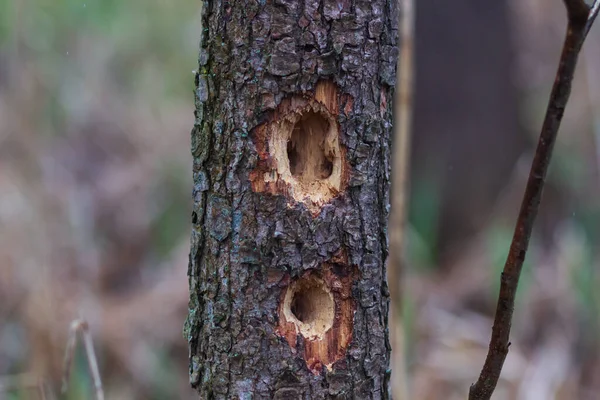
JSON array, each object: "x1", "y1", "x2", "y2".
[{"x1": 0, "y1": 0, "x2": 201, "y2": 398}]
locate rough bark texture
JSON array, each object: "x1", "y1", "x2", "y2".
[{"x1": 185, "y1": 1, "x2": 398, "y2": 398}]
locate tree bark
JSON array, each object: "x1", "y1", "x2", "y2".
[{"x1": 185, "y1": 1, "x2": 398, "y2": 398}]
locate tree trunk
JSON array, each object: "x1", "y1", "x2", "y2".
[
  {"x1": 412, "y1": 0, "x2": 527, "y2": 267},
  {"x1": 185, "y1": 1, "x2": 398, "y2": 398}
]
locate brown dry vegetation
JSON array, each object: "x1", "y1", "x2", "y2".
[{"x1": 0, "y1": 1, "x2": 199, "y2": 398}]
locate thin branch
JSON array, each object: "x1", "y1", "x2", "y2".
[
  {"x1": 61, "y1": 319, "x2": 105, "y2": 400},
  {"x1": 389, "y1": 0, "x2": 414, "y2": 398},
  {"x1": 564, "y1": 0, "x2": 591, "y2": 22},
  {"x1": 469, "y1": 2, "x2": 599, "y2": 399},
  {"x1": 586, "y1": 1, "x2": 600, "y2": 36}
]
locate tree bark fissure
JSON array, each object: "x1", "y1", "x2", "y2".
[{"x1": 186, "y1": 1, "x2": 398, "y2": 399}]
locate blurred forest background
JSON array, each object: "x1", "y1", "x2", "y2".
[{"x1": 1, "y1": 0, "x2": 600, "y2": 399}]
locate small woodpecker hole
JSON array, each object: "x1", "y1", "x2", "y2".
[
  {"x1": 287, "y1": 111, "x2": 334, "y2": 184},
  {"x1": 284, "y1": 276, "x2": 334, "y2": 339},
  {"x1": 276, "y1": 261, "x2": 358, "y2": 373}
]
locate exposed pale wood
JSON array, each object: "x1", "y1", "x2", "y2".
[
  {"x1": 250, "y1": 82, "x2": 348, "y2": 213},
  {"x1": 277, "y1": 260, "x2": 358, "y2": 374}
]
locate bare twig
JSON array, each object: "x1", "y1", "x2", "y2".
[
  {"x1": 389, "y1": 0, "x2": 414, "y2": 398},
  {"x1": 1, "y1": 319, "x2": 104, "y2": 399},
  {"x1": 469, "y1": 1, "x2": 600, "y2": 399},
  {"x1": 586, "y1": 1, "x2": 600, "y2": 36},
  {"x1": 61, "y1": 319, "x2": 105, "y2": 400}
]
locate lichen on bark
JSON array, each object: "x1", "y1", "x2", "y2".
[{"x1": 187, "y1": 0, "x2": 398, "y2": 398}]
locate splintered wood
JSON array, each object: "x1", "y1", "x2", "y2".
[
  {"x1": 282, "y1": 276, "x2": 334, "y2": 340},
  {"x1": 253, "y1": 81, "x2": 356, "y2": 374},
  {"x1": 250, "y1": 81, "x2": 349, "y2": 213},
  {"x1": 276, "y1": 263, "x2": 357, "y2": 374}
]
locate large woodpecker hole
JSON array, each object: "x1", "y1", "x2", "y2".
[
  {"x1": 251, "y1": 82, "x2": 347, "y2": 210},
  {"x1": 284, "y1": 276, "x2": 334, "y2": 339},
  {"x1": 286, "y1": 111, "x2": 334, "y2": 184}
]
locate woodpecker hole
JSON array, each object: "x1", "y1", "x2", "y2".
[
  {"x1": 287, "y1": 111, "x2": 334, "y2": 183},
  {"x1": 283, "y1": 276, "x2": 334, "y2": 339},
  {"x1": 257, "y1": 94, "x2": 344, "y2": 210}
]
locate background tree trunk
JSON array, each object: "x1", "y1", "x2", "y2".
[
  {"x1": 185, "y1": 0, "x2": 398, "y2": 398},
  {"x1": 411, "y1": 0, "x2": 527, "y2": 267}
]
